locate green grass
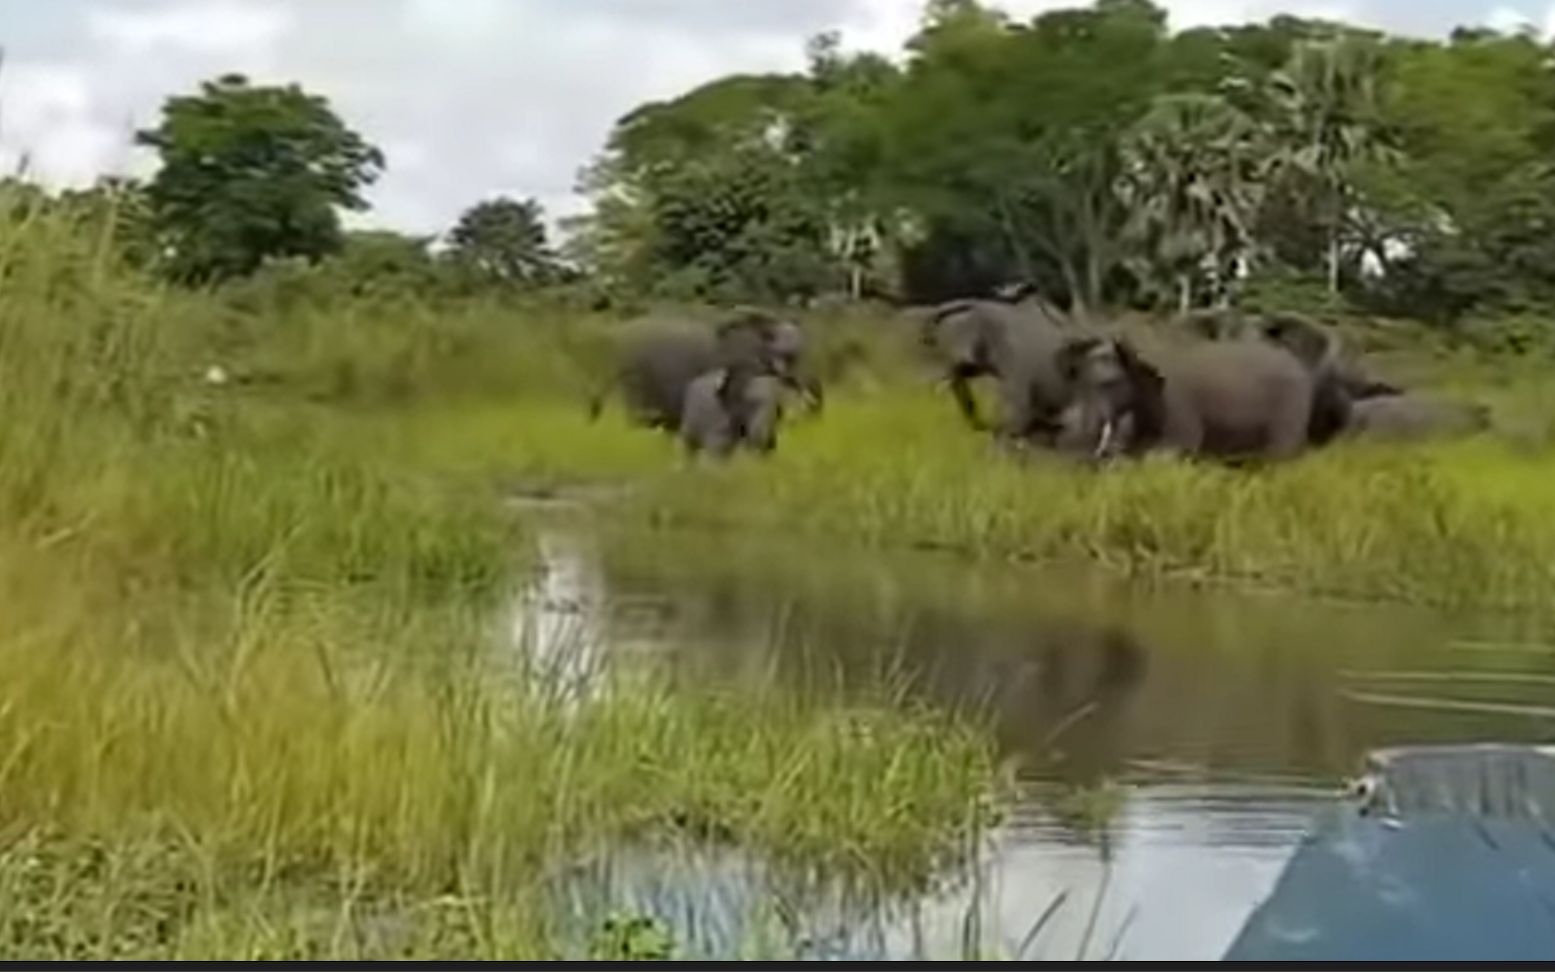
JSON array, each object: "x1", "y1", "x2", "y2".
[
  {"x1": 9, "y1": 178, "x2": 1555, "y2": 957},
  {"x1": 0, "y1": 191, "x2": 1003, "y2": 959},
  {"x1": 504, "y1": 377, "x2": 1555, "y2": 614},
  {"x1": 0, "y1": 557, "x2": 996, "y2": 958}
]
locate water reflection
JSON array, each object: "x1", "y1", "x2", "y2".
[
  {"x1": 509, "y1": 529, "x2": 608, "y2": 701},
  {"x1": 517, "y1": 526, "x2": 1555, "y2": 960}
]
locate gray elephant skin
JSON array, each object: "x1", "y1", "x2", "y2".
[
  {"x1": 1179, "y1": 310, "x2": 1402, "y2": 444},
  {"x1": 588, "y1": 311, "x2": 820, "y2": 432},
  {"x1": 679, "y1": 368, "x2": 785, "y2": 458},
  {"x1": 1057, "y1": 335, "x2": 1325, "y2": 463},
  {"x1": 1344, "y1": 395, "x2": 1490, "y2": 443},
  {"x1": 918, "y1": 297, "x2": 1075, "y2": 444}
]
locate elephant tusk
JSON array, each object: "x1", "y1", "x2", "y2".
[{"x1": 1093, "y1": 419, "x2": 1116, "y2": 460}]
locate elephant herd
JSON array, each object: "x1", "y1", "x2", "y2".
[{"x1": 588, "y1": 298, "x2": 1490, "y2": 464}]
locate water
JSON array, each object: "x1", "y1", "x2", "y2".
[{"x1": 513, "y1": 521, "x2": 1555, "y2": 960}]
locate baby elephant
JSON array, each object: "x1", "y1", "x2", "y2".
[
  {"x1": 1344, "y1": 395, "x2": 1490, "y2": 444},
  {"x1": 679, "y1": 367, "x2": 785, "y2": 458}
]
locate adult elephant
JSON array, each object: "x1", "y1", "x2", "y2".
[
  {"x1": 588, "y1": 310, "x2": 821, "y2": 432},
  {"x1": 1343, "y1": 395, "x2": 1490, "y2": 444},
  {"x1": 1255, "y1": 313, "x2": 1403, "y2": 447},
  {"x1": 1182, "y1": 310, "x2": 1403, "y2": 443},
  {"x1": 918, "y1": 296, "x2": 1077, "y2": 445},
  {"x1": 1055, "y1": 334, "x2": 1323, "y2": 464},
  {"x1": 679, "y1": 367, "x2": 785, "y2": 458}
]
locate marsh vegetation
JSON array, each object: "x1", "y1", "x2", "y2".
[{"x1": 7, "y1": 0, "x2": 1555, "y2": 958}]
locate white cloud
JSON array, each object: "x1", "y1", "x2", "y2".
[
  {"x1": 0, "y1": 0, "x2": 1515, "y2": 236},
  {"x1": 87, "y1": 0, "x2": 294, "y2": 57},
  {"x1": 402, "y1": 0, "x2": 511, "y2": 45},
  {"x1": 1545, "y1": 1, "x2": 1555, "y2": 36},
  {"x1": 1485, "y1": 5, "x2": 1533, "y2": 31},
  {"x1": 382, "y1": 138, "x2": 432, "y2": 174},
  {"x1": 0, "y1": 62, "x2": 127, "y2": 186}
]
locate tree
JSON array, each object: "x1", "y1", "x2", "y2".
[
  {"x1": 796, "y1": 36, "x2": 907, "y2": 299},
  {"x1": 1266, "y1": 36, "x2": 1398, "y2": 294},
  {"x1": 136, "y1": 74, "x2": 384, "y2": 284},
  {"x1": 571, "y1": 3, "x2": 1555, "y2": 321},
  {"x1": 884, "y1": 0, "x2": 1171, "y2": 311},
  {"x1": 642, "y1": 145, "x2": 834, "y2": 301},
  {"x1": 1356, "y1": 30, "x2": 1555, "y2": 318},
  {"x1": 575, "y1": 71, "x2": 837, "y2": 301},
  {"x1": 1118, "y1": 93, "x2": 1267, "y2": 311},
  {"x1": 445, "y1": 197, "x2": 557, "y2": 286}
]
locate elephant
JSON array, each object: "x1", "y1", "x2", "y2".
[
  {"x1": 1054, "y1": 334, "x2": 1324, "y2": 464},
  {"x1": 1343, "y1": 395, "x2": 1491, "y2": 444},
  {"x1": 678, "y1": 367, "x2": 785, "y2": 458},
  {"x1": 917, "y1": 296, "x2": 1078, "y2": 445},
  {"x1": 588, "y1": 310, "x2": 821, "y2": 432},
  {"x1": 1254, "y1": 313, "x2": 1407, "y2": 446},
  {"x1": 1180, "y1": 310, "x2": 1403, "y2": 442}
]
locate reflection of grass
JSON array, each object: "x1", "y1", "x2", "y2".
[{"x1": 1046, "y1": 780, "x2": 1129, "y2": 842}]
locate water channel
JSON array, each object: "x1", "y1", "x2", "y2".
[{"x1": 513, "y1": 515, "x2": 1555, "y2": 960}]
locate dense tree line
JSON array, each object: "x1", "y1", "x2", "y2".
[
  {"x1": 575, "y1": 0, "x2": 1555, "y2": 323},
  {"x1": 9, "y1": 1, "x2": 1555, "y2": 328}
]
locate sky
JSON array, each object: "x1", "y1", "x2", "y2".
[{"x1": 0, "y1": 0, "x2": 1549, "y2": 238}]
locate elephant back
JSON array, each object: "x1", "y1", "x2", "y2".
[{"x1": 615, "y1": 321, "x2": 720, "y2": 427}]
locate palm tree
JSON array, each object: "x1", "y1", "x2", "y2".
[
  {"x1": 1266, "y1": 36, "x2": 1400, "y2": 295},
  {"x1": 1118, "y1": 93, "x2": 1267, "y2": 312}
]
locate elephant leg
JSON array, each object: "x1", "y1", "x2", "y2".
[
  {"x1": 1267, "y1": 389, "x2": 1314, "y2": 460},
  {"x1": 948, "y1": 373, "x2": 988, "y2": 431},
  {"x1": 784, "y1": 374, "x2": 824, "y2": 416},
  {"x1": 1159, "y1": 397, "x2": 1204, "y2": 458},
  {"x1": 585, "y1": 375, "x2": 616, "y2": 422},
  {"x1": 995, "y1": 377, "x2": 1037, "y2": 444}
]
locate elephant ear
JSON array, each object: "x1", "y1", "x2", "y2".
[
  {"x1": 936, "y1": 306, "x2": 993, "y2": 372},
  {"x1": 1261, "y1": 313, "x2": 1337, "y2": 371},
  {"x1": 714, "y1": 311, "x2": 775, "y2": 366},
  {"x1": 1115, "y1": 340, "x2": 1168, "y2": 448}
]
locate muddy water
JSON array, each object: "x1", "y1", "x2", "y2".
[{"x1": 513, "y1": 521, "x2": 1555, "y2": 960}]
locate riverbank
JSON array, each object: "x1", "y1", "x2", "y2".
[
  {"x1": 400, "y1": 370, "x2": 1555, "y2": 615},
  {"x1": 0, "y1": 214, "x2": 1000, "y2": 959}
]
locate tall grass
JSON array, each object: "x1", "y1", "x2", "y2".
[
  {"x1": 220, "y1": 269, "x2": 1555, "y2": 615},
  {"x1": 618, "y1": 388, "x2": 1555, "y2": 612},
  {"x1": 0, "y1": 187, "x2": 1002, "y2": 958},
  {"x1": 0, "y1": 552, "x2": 996, "y2": 958}
]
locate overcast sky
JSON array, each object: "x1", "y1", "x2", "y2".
[{"x1": 0, "y1": 0, "x2": 1547, "y2": 237}]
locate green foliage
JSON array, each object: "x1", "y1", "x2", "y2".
[
  {"x1": 38, "y1": 6, "x2": 1555, "y2": 323},
  {"x1": 574, "y1": 72, "x2": 837, "y2": 302},
  {"x1": 1118, "y1": 93, "x2": 1266, "y2": 309},
  {"x1": 1337, "y1": 31, "x2": 1555, "y2": 320},
  {"x1": 136, "y1": 74, "x2": 385, "y2": 283},
  {"x1": 566, "y1": 3, "x2": 1554, "y2": 322},
  {"x1": 588, "y1": 913, "x2": 676, "y2": 961},
  {"x1": 445, "y1": 197, "x2": 559, "y2": 287},
  {"x1": 0, "y1": 174, "x2": 1003, "y2": 960}
]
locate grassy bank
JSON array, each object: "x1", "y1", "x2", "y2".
[
  {"x1": 607, "y1": 386, "x2": 1555, "y2": 613},
  {"x1": 0, "y1": 199, "x2": 1001, "y2": 958},
  {"x1": 259, "y1": 301, "x2": 1555, "y2": 615},
  {"x1": 227, "y1": 265, "x2": 1555, "y2": 616}
]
